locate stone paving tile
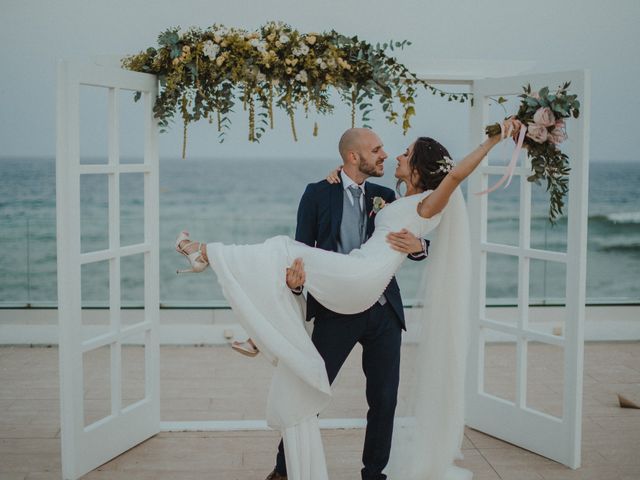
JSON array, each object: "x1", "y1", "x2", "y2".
[{"x1": 0, "y1": 343, "x2": 639, "y2": 479}]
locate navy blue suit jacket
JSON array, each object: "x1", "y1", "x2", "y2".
[{"x1": 295, "y1": 179, "x2": 425, "y2": 331}]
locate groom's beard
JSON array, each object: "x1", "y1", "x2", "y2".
[{"x1": 359, "y1": 159, "x2": 384, "y2": 178}]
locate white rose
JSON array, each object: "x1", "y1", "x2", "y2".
[
  {"x1": 279, "y1": 34, "x2": 290, "y2": 44},
  {"x1": 295, "y1": 70, "x2": 308, "y2": 83},
  {"x1": 203, "y1": 40, "x2": 220, "y2": 60}
]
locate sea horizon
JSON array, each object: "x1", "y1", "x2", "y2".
[{"x1": 1, "y1": 156, "x2": 639, "y2": 306}]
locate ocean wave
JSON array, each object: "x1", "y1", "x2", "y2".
[
  {"x1": 597, "y1": 242, "x2": 640, "y2": 253},
  {"x1": 487, "y1": 212, "x2": 640, "y2": 227},
  {"x1": 604, "y1": 211, "x2": 640, "y2": 224}
]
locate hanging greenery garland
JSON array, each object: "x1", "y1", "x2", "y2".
[{"x1": 122, "y1": 21, "x2": 470, "y2": 158}]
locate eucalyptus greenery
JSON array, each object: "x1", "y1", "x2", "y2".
[{"x1": 122, "y1": 21, "x2": 470, "y2": 158}]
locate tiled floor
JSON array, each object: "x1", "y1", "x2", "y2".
[{"x1": 0, "y1": 341, "x2": 639, "y2": 479}]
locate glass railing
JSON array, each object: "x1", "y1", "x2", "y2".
[{"x1": 1, "y1": 214, "x2": 638, "y2": 308}]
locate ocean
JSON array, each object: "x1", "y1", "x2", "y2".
[{"x1": 0, "y1": 157, "x2": 638, "y2": 306}]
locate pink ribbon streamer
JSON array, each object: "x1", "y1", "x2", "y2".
[{"x1": 475, "y1": 124, "x2": 528, "y2": 196}]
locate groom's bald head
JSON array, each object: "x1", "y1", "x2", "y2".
[
  {"x1": 338, "y1": 128, "x2": 373, "y2": 163},
  {"x1": 338, "y1": 128, "x2": 387, "y2": 181}
]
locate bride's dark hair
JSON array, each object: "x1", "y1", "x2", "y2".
[
  {"x1": 409, "y1": 136, "x2": 452, "y2": 191},
  {"x1": 395, "y1": 136, "x2": 453, "y2": 196}
]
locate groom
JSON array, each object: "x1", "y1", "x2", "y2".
[{"x1": 266, "y1": 128, "x2": 429, "y2": 480}]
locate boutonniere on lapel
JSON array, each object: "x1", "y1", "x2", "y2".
[{"x1": 369, "y1": 196, "x2": 387, "y2": 217}]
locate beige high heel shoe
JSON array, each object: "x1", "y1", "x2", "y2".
[
  {"x1": 231, "y1": 339, "x2": 260, "y2": 357},
  {"x1": 175, "y1": 230, "x2": 209, "y2": 274}
]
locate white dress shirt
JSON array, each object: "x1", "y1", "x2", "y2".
[{"x1": 340, "y1": 170, "x2": 365, "y2": 210}]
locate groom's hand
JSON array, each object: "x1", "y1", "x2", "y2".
[
  {"x1": 386, "y1": 229, "x2": 424, "y2": 255},
  {"x1": 286, "y1": 258, "x2": 306, "y2": 293}
]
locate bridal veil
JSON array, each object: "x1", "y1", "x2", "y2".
[{"x1": 386, "y1": 187, "x2": 473, "y2": 480}]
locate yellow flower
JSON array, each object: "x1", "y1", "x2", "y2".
[
  {"x1": 172, "y1": 57, "x2": 181, "y2": 66},
  {"x1": 275, "y1": 41, "x2": 282, "y2": 48},
  {"x1": 306, "y1": 35, "x2": 317, "y2": 45},
  {"x1": 216, "y1": 55, "x2": 226, "y2": 66},
  {"x1": 267, "y1": 32, "x2": 276, "y2": 42},
  {"x1": 221, "y1": 41, "x2": 228, "y2": 47},
  {"x1": 286, "y1": 67, "x2": 293, "y2": 74},
  {"x1": 336, "y1": 57, "x2": 352, "y2": 70},
  {"x1": 285, "y1": 58, "x2": 298, "y2": 66},
  {"x1": 214, "y1": 35, "x2": 222, "y2": 43},
  {"x1": 182, "y1": 45, "x2": 191, "y2": 54}
]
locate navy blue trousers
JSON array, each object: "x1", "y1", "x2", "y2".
[{"x1": 274, "y1": 301, "x2": 402, "y2": 480}]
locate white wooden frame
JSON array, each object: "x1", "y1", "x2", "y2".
[
  {"x1": 465, "y1": 70, "x2": 590, "y2": 469},
  {"x1": 56, "y1": 60, "x2": 160, "y2": 479},
  {"x1": 57, "y1": 60, "x2": 590, "y2": 474}
]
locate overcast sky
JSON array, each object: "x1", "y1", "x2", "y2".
[{"x1": 1, "y1": 0, "x2": 638, "y2": 162}]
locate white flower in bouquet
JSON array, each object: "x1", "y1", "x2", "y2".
[
  {"x1": 295, "y1": 70, "x2": 308, "y2": 83},
  {"x1": 293, "y1": 44, "x2": 310, "y2": 57},
  {"x1": 203, "y1": 40, "x2": 220, "y2": 60},
  {"x1": 315, "y1": 58, "x2": 328, "y2": 70},
  {"x1": 279, "y1": 34, "x2": 290, "y2": 44}
]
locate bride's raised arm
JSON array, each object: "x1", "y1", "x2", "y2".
[{"x1": 418, "y1": 117, "x2": 522, "y2": 219}]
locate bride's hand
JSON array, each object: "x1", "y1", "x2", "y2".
[{"x1": 326, "y1": 165, "x2": 342, "y2": 184}]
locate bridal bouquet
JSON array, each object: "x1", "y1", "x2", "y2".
[{"x1": 485, "y1": 83, "x2": 581, "y2": 224}]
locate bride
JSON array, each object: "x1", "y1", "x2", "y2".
[{"x1": 174, "y1": 117, "x2": 522, "y2": 480}]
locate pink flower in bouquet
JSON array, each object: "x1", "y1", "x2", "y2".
[
  {"x1": 549, "y1": 121, "x2": 568, "y2": 145},
  {"x1": 533, "y1": 107, "x2": 556, "y2": 127},
  {"x1": 526, "y1": 123, "x2": 549, "y2": 143}
]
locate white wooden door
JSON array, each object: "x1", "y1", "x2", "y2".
[
  {"x1": 466, "y1": 70, "x2": 590, "y2": 468},
  {"x1": 56, "y1": 60, "x2": 160, "y2": 479}
]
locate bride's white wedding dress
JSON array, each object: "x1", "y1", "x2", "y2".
[{"x1": 206, "y1": 187, "x2": 472, "y2": 480}]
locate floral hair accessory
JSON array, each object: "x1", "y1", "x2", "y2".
[
  {"x1": 370, "y1": 196, "x2": 387, "y2": 217},
  {"x1": 433, "y1": 156, "x2": 455, "y2": 174}
]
